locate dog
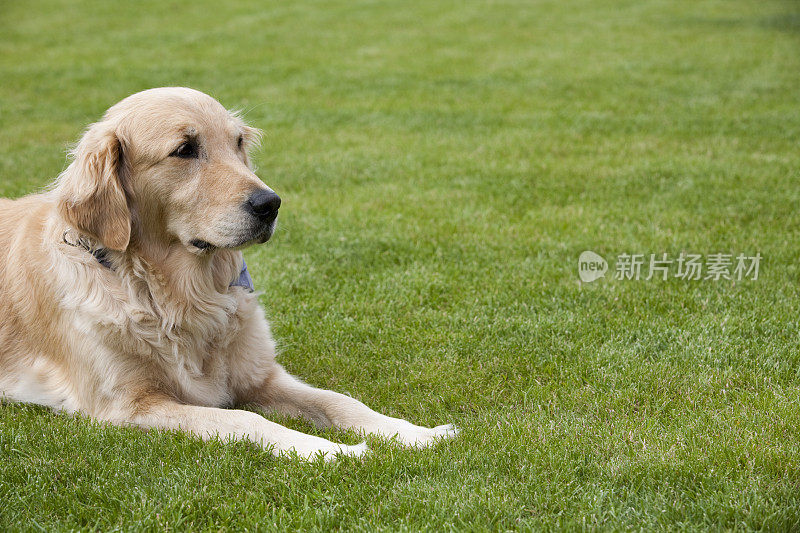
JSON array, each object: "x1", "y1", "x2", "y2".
[{"x1": 0, "y1": 87, "x2": 457, "y2": 459}]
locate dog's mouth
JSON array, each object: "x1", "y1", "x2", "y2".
[
  {"x1": 189, "y1": 224, "x2": 275, "y2": 253},
  {"x1": 190, "y1": 239, "x2": 215, "y2": 251}
]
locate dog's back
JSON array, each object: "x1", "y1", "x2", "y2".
[
  {"x1": 0, "y1": 194, "x2": 51, "y2": 250},
  {"x1": 0, "y1": 197, "x2": 28, "y2": 254},
  {"x1": 0, "y1": 194, "x2": 53, "y2": 291},
  {"x1": 0, "y1": 194, "x2": 61, "y2": 406}
]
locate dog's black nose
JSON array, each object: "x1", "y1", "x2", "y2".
[{"x1": 246, "y1": 189, "x2": 281, "y2": 221}]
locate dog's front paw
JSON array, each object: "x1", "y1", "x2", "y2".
[
  {"x1": 386, "y1": 422, "x2": 460, "y2": 448},
  {"x1": 279, "y1": 437, "x2": 370, "y2": 461},
  {"x1": 331, "y1": 441, "x2": 370, "y2": 460},
  {"x1": 311, "y1": 440, "x2": 370, "y2": 461}
]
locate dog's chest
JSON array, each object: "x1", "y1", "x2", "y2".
[
  {"x1": 124, "y1": 296, "x2": 245, "y2": 408},
  {"x1": 167, "y1": 320, "x2": 244, "y2": 407},
  {"x1": 170, "y1": 347, "x2": 234, "y2": 407}
]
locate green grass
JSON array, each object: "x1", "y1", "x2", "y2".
[{"x1": 1, "y1": 0, "x2": 800, "y2": 529}]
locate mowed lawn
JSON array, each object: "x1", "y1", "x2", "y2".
[{"x1": 1, "y1": 0, "x2": 800, "y2": 530}]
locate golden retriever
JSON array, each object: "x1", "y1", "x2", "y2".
[{"x1": 0, "y1": 87, "x2": 456, "y2": 459}]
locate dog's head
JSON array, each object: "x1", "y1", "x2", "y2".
[{"x1": 56, "y1": 87, "x2": 279, "y2": 253}]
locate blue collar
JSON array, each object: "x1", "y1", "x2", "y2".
[{"x1": 89, "y1": 246, "x2": 254, "y2": 292}]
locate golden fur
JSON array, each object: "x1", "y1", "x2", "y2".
[{"x1": 0, "y1": 87, "x2": 456, "y2": 459}]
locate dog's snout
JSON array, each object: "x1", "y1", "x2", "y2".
[{"x1": 246, "y1": 189, "x2": 281, "y2": 220}]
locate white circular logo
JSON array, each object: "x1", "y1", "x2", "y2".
[{"x1": 578, "y1": 251, "x2": 608, "y2": 282}]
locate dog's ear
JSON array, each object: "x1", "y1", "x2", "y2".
[
  {"x1": 241, "y1": 125, "x2": 263, "y2": 149},
  {"x1": 57, "y1": 121, "x2": 131, "y2": 251}
]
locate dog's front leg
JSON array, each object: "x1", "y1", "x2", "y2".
[
  {"x1": 116, "y1": 397, "x2": 367, "y2": 460},
  {"x1": 245, "y1": 366, "x2": 458, "y2": 447}
]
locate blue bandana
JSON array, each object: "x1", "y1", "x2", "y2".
[{"x1": 231, "y1": 261, "x2": 255, "y2": 292}]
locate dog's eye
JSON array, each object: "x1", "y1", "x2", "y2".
[
  {"x1": 237, "y1": 136, "x2": 243, "y2": 150},
  {"x1": 170, "y1": 141, "x2": 199, "y2": 159}
]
